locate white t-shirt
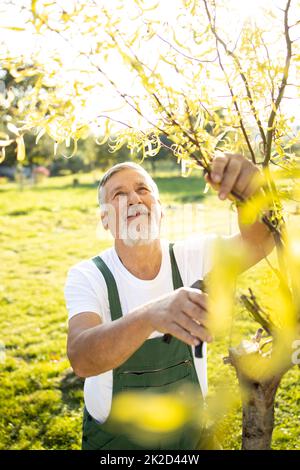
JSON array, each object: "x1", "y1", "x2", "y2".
[{"x1": 64, "y1": 235, "x2": 218, "y2": 423}]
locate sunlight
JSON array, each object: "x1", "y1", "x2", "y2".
[{"x1": 229, "y1": 0, "x2": 273, "y2": 23}]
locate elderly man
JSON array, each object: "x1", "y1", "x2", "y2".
[{"x1": 64, "y1": 153, "x2": 274, "y2": 450}]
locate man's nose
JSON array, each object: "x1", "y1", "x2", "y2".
[{"x1": 128, "y1": 190, "x2": 143, "y2": 205}]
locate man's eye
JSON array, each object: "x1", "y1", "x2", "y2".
[
  {"x1": 138, "y1": 187, "x2": 149, "y2": 193},
  {"x1": 114, "y1": 191, "x2": 126, "y2": 198}
]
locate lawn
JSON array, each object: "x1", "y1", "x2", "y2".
[{"x1": 0, "y1": 170, "x2": 299, "y2": 450}]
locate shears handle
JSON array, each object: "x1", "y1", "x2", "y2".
[{"x1": 163, "y1": 279, "x2": 205, "y2": 358}]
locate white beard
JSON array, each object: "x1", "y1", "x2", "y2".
[{"x1": 119, "y1": 205, "x2": 160, "y2": 247}]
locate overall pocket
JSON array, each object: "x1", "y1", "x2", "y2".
[{"x1": 118, "y1": 359, "x2": 193, "y2": 391}]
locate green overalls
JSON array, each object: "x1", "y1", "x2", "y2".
[{"x1": 81, "y1": 243, "x2": 204, "y2": 450}]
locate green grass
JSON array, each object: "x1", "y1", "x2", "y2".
[{"x1": 0, "y1": 171, "x2": 299, "y2": 450}]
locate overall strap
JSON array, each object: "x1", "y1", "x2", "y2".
[
  {"x1": 92, "y1": 243, "x2": 182, "y2": 322},
  {"x1": 92, "y1": 256, "x2": 123, "y2": 321},
  {"x1": 169, "y1": 243, "x2": 183, "y2": 289}
]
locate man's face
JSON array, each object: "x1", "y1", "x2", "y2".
[{"x1": 101, "y1": 168, "x2": 162, "y2": 246}]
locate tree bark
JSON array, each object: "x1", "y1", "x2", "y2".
[{"x1": 237, "y1": 374, "x2": 281, "y2": 450}]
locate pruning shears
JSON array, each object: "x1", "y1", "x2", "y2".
[{"x1": 162, "y1": 279, "x2": 206, "y2": 358}]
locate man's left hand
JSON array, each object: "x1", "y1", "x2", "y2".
[{"x1": 205, "y1": 153, "x2": 262, "y2": 202}]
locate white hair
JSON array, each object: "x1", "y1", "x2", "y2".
[{"x1": 98, "y1": 162, "x2": 159, "y2": 205}]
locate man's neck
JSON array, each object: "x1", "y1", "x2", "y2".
[{"x1": 114, "y1": 239, "x2": 162, "y2": 280}]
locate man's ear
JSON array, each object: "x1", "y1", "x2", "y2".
[{"x1": 101, "y1": 209, "x2": 109, "y2": 230}]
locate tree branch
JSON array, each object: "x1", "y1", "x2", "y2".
[
  {"x1": 155, "y1": 32, "x2": 218, "y2": 64},
  {"x1": 264, "y1": 0, "x2": 292, "y2": 166},
  {"x1": 259, "y1": 34, "x2": 275, "y2": 102},
  {"x1": 214, "y1": 39, "x2": 256, "y2": 163},
  {"x1": 202, "y1": 0, "x2": 267, "y2": 155}
]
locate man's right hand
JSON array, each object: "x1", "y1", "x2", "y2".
[
  {"x1": 67, "y1": 287, "x2": 212, "y2": 377},
  {"x1": 144, "y1": 287, "x2": 212, "y2": 347}
]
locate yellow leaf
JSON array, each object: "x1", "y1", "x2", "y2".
[
  {"x1": 62, "y1": 139, "x2": 78, "y2": 159},
  {"x1": 16, "y1": 136, "x2": 26, "y2": 161},
  {"x1": 0, "y1": 139, "x2": 14, "y2": 146},
  {"x1": 54, "y1": 142, "x2": 58, "y2": 156},
  {"x1": 0, "y1": 132, "x2": 9, "y2": 139},
  {"x1": 31, "y1": 0, "x2": 37, "y2": 17},
  {"x1": 110, "y1": 391, "x2": 189, "y2": 433},
  {"x1": 207, "y1": 238, "x2": 243, "y2": 337},
  {"x1": 0, "y1": 147, "x2": 5, "y2": 163},
  {"x1": 96, "y1": 134, "x2": 109, "y2": 146},
  {"x1": 0, "y1": 26, "x2": 26, "y2": 31},
  {"x1": 239, "y1": 190, "x2": 274, "y2": 225},
  {"x1": 96, "y1": 119, "x2": 110, "y2": 145},
  {"x1": 35, "y1": 128, "x2": 45, "y2": 144},
  {"x1": 7, "y1": 123, "x2": 20, "y2": 136}
]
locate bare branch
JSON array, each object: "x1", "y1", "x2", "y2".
[
  {"x1": 35, "y1": 15, "x2": 176, "y2": 151},
  {"x1": 214, "y1": 38, "x2": 257, "y2": 163},
  {"x1": 155, "y1": 32, "x2": 218, "y2": 64},
  {"x1": 202, "y1": 0, "x2": 267, "y2": 155},
  {"x1": 152, "y1": 92, "x2": 207, "y2": 167},
  {"x1": 290, "y1": 19, "x2": 300, "y2": 28},
  {"x1": 265, "y1": 0, "x2": 292, "y2": 166},
  {"x1": 94, "y1": 115, "x2": 140, "y2": 132},
  {"x1": 261, "y1": 34, "x2": 275, "y2": 101}
]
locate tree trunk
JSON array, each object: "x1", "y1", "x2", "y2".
[
  {"x1": 224, "y1": 326, "x2": 294, "y2": 450},
  {"x1": 236, "y1": 372, "x2": 281, "y2": 449}
]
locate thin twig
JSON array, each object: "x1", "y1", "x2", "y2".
[
  {"x1": 265, "y1": 0, "x2": 293, "y2": 166},
  {"x1": 155, "y1": 32, "x2": 218, "y2": 64},
  {"x1": 214, "y1": 39, "x2": 256, "y2": 163},
  {"x1": 202, "y1": 0, "x2": 267, "y2": 155}
]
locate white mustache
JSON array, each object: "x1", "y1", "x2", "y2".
[{"x1": 127, "y1": 205, "x2": 149, "y2": 218}]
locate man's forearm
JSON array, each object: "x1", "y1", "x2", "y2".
[
  {"x1": 237, "y1": 206, "x2": 274, "y2": 247},
  {"x1": 236, "y1": 206, "x2": 275, "y2": 268},
  {"x1": 70, "y1": 305, "x2": 154, "y2": 378}
]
